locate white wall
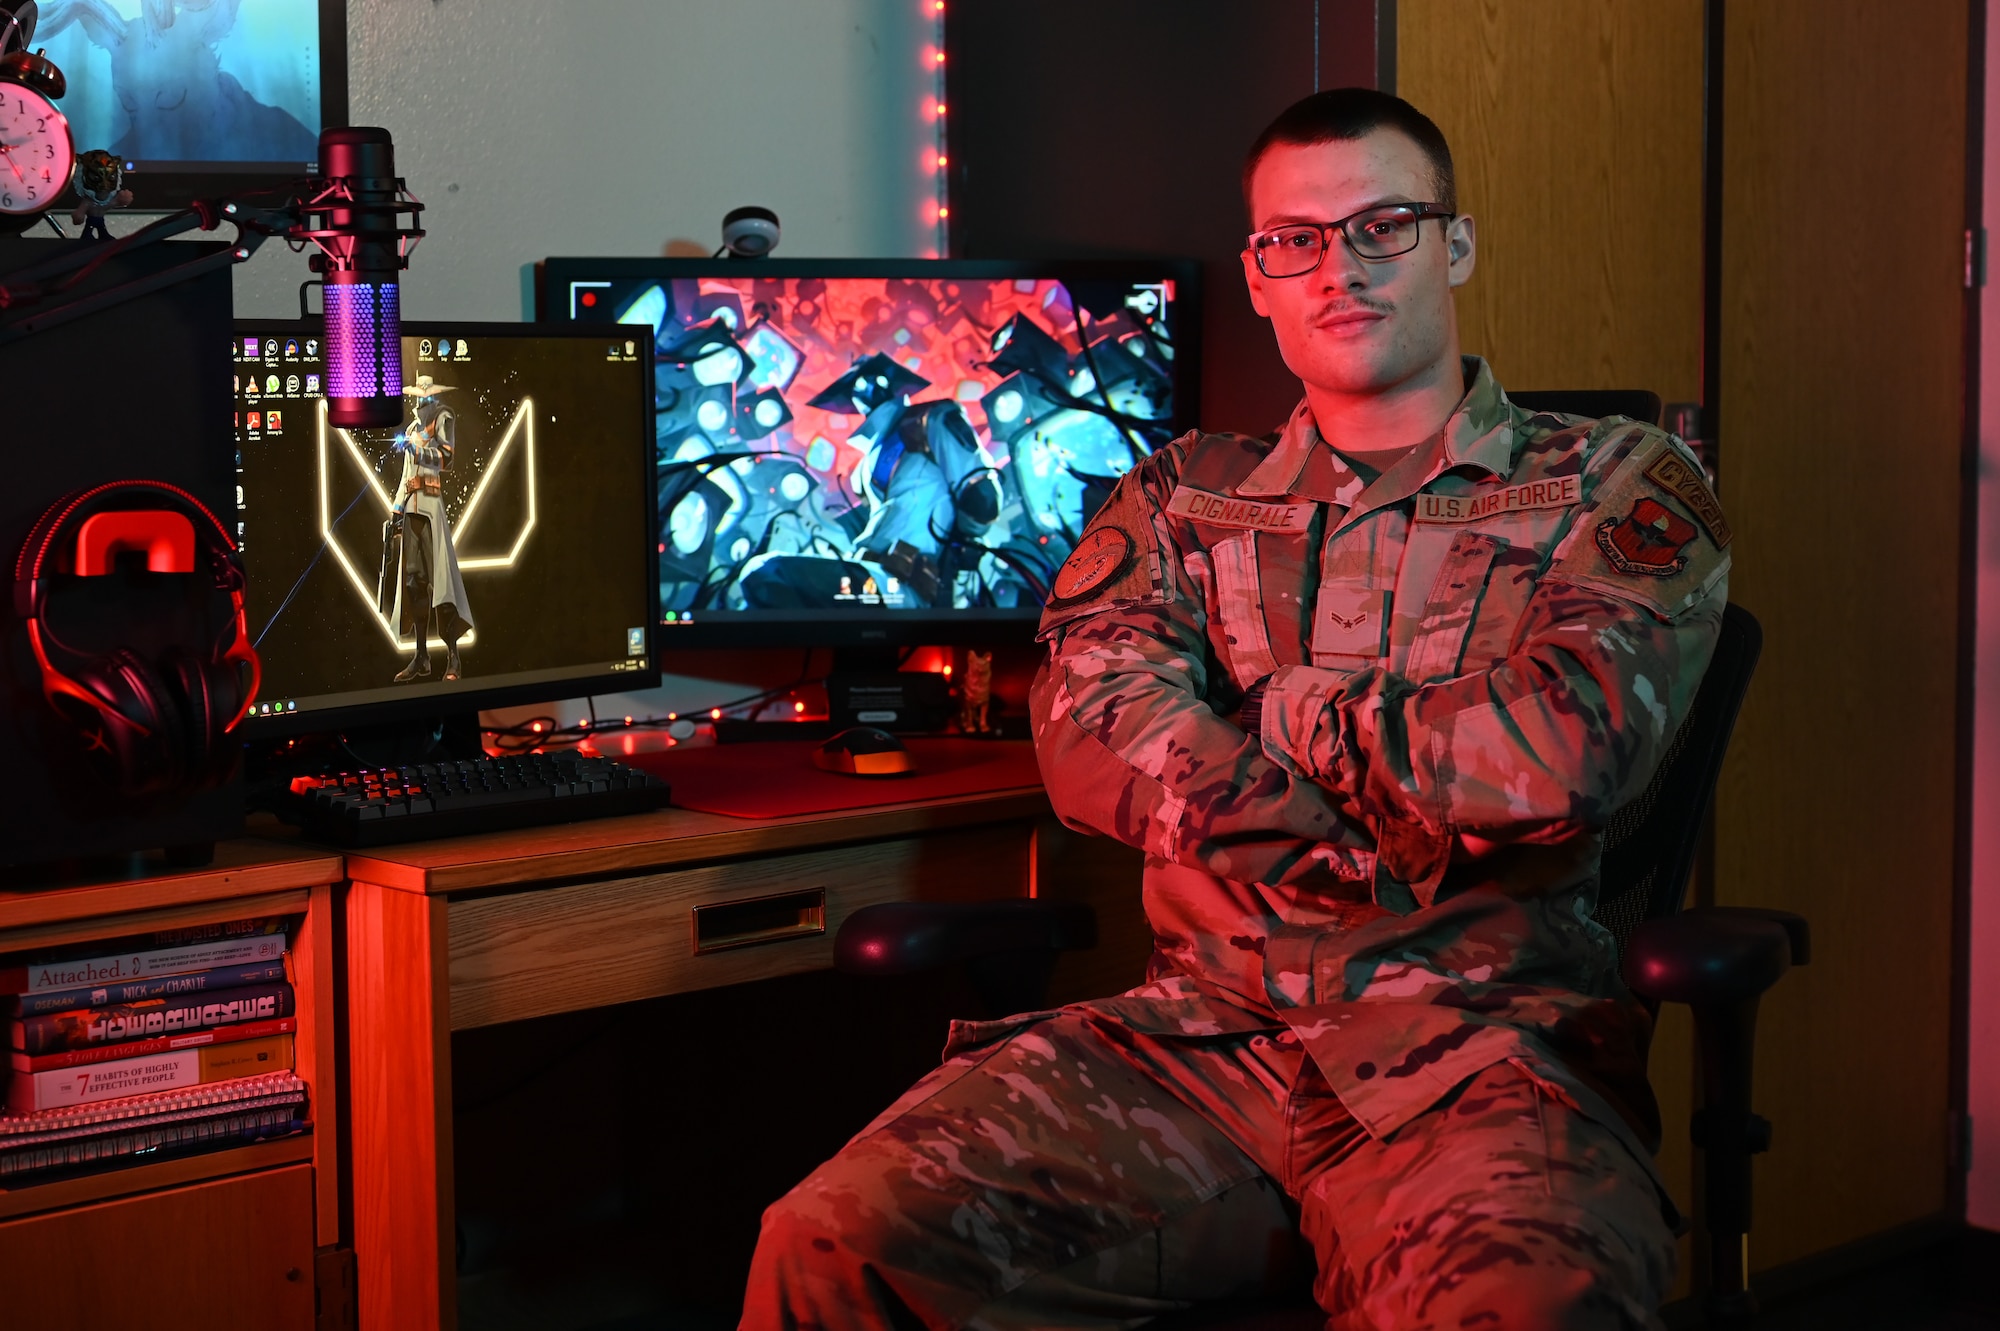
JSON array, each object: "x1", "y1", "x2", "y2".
[
  {"x1": 1970, "y1": 4, "x2": 2000, "y2": 1230},
  {"x1": 231, "y1": 0, "x2": 939, "y2": 319},
  {"x1": 216, "y1": 0, "x2": 939, "y2": 721}
]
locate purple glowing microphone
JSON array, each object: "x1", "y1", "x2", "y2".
[{"x1": 306, "y1": 128, "x2": 425, "y2": 430}]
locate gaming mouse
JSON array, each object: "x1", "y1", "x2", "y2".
[{"x1": 812, "y1": 725, "x2": 917, "y2": 776}]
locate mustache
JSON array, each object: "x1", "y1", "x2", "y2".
[{"x1": 1310, "y1": 297, "x2": 1395, "y2": 321}]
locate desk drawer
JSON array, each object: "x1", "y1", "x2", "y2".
[
  {"x1": 0, "y1": 1164, "x2": 315, "y2": 1328},
  {"x1": 446, "y1": 822, "x2": 1033, "y2": 1029}
]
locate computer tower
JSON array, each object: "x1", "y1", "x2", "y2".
[{"x1": 0, "y1": 237, "x2": 242, "y2": 868}]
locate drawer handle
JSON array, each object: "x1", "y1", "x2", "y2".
[{"x1": 692, "y1": 888, "x2": 826, "y2": 954}]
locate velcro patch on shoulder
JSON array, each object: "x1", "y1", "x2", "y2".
[
  {"x1": 1643, "y1": 450, "x2": 1730, "y2": 548},
  {"x1": 1037, "y1": 473, "x2": 1173, "y2": 639},
  {"x1": 1166, "y1": 485, "x2": 1314, "y2": 533},
  {"x1": 1048, "y1": 526, "x2": 1136, "y2": 606},
  {"x1": 1413, "y1": 474, "x2": 1581, "y2": 524},
  {"x1": 1545, "y1": 435, "x2": 1730, "y2": 621}
]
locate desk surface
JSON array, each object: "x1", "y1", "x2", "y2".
[
  {"x1": 0, "y1": 841, "x2": 343, "y2": 940},
  {"x1": 340, "y1": 781, "x2": 1050, "y2": 896}
]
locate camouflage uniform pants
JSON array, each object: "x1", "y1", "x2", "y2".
[{"x1": 742, "y1": 981, "x2": 1675, "y2": 1330}]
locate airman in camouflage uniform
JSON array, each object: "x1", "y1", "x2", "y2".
[{"x1": 744, "y1": 89, "x2": 1727, "y2": 1330}]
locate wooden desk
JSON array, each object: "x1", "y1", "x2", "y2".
[
  {"x1": 341, "y1": 785, "x2": 1069, "y2": 1331},
  {"x1": 0, "y1": 842, "x2": 345, "y2": 1330}
]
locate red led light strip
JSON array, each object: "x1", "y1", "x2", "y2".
[{"x1": 929, "y1": 0, "x2": 948, "y2": 256}]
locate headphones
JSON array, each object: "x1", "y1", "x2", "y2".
[{"x1": 13, "y1": 480, "x2": 261, "y2": 796}]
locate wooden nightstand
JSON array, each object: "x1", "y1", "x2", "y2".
[{"x1": 0, "y1": 843, "x2": 346, "y2": 1331}]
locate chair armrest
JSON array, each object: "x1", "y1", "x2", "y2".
[
  {"x1": 835, "y1": 900, "x2": 1099, "y2": 977},
  {"x1": 1623, "y1": 906, "x2": 1810, "y2": 1007}
]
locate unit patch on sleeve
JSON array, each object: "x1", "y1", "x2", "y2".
[
  {"x1": 1412, "y1": 474, "x2": 1581, "y2": 524},
  {"x1": 1595, "y1": 497, "x2": 1698, "y2": 577},
  {"x1": 1048, "y1": 525, "x2": 1135, "y2": 606},
  {"x1": 1165, "y1": 486, "x2": 1314, "y2": 533},
  {"x1": 1643, "y1": 451, "x2": 1731, "y2": 547}
]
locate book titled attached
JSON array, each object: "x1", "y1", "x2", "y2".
[
  {"x1": 0, "y1": 918, "x2": 287, "y2": 996},
  {"x1": 5, "y1": 959, "x2": 290, "y2": 1018},
  {"x1": 5, "y1": 1034, "x2": 294, "y2": 1112}
]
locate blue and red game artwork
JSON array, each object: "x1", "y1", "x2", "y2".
[{"x1": 574, "y1": 273, "x2": 1181, "y2": 616}]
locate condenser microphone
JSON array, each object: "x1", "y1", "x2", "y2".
[{"x1": 308, "y1": 127, "x2": 425, "y2": 430}]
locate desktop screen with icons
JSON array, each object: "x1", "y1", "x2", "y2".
[
  {"x1": 230, "y1": 322, "x2": 659, "y2": 729},
  {"x1": 538, "y1": 258, "x2": 1201, "y2": 647}
]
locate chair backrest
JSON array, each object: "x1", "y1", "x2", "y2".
[
  {"x1": 1509, "y1": 388, "x2": 1664, "y2": 425},
  {"x1": 1590, "y1": 603, "x2": 1763, "y2": 959}
]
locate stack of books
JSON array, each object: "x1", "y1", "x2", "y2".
[{"x1": 0, "y1": 915, "x2": 310, "y2": 1185}]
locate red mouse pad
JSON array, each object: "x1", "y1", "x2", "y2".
[{"x1": 623, "y1": 738, "x2": 1043, "y2": 819}]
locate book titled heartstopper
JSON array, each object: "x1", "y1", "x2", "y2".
[
  {"x1": 8, "y1": 1015, "x2": 298, "y2": 1073},
  {"x1": 10, "y1": 982, "x2": 296, "y2": 1055}
]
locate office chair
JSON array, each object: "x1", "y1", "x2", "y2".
[
  {"x1": 1511, "y1": 387, "x2": 1664, "y2": 426},
  {"x1": 841, "y1": 385, "x2": 1795, "y2": 1327}
]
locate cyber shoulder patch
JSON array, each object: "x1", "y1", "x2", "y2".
[
  {"x1": 1047, "y1": 525, "x2": 1136, "y2": 607},
  {"x1": 1643, "y1": 451, "x2": 1731, "y2": 548},
  {"x1": 1413, "y1": 474, "x2": 1581, "y2": 524},
  {"x1": 1165, "y1": 486, "x2": 1314, "y2": 533}
]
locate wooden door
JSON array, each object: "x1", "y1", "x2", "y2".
[
  {"x1": 1714, "y1": 0, "x2": 1970, "y2": 1268},
  {"x1": 1399, "y1": 0, "x2": 1706, "y2": 403},
  {"x1": 0, "y1": 1164, "x2": 317, "y2": 1328},
  {"x1": 1402, "y1": 0, "x2": 1973, "y2": 1282}
]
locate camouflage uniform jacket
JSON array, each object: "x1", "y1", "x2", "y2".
[{"x1": 1029, "y1": 357, "x2": 1730, "y2": 1156}]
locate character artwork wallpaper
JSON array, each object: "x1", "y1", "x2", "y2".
[
  {"x1": 562, "y1": 272, "x2": 1183, "y2": 620},
  {"x1": 233, "y1": 330, "x2": 655, "y2": 717}
]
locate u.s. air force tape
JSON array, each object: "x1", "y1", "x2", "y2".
[
  {"x1": 1165, "y1": 486, "x2": 1314, "y2": 532},
  {"x1": 1412, "y1": 474, "x2": 1581, "y2": 523}
]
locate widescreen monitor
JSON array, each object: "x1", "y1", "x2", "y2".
[
  {"x1": 536, "y1": 258, "x2": 1201, "y2": 649},
  {"x1": 231, "y1": 321, "x2": 659, "y2": 734},
  {"x1": 32, "y1": 0, "x2": 347, "y2": 209}
]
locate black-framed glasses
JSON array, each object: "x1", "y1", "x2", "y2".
[{"x1": 1246, "y1": 203, "x2": 1456, "y2": 278}]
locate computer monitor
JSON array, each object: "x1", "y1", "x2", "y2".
[
  {"x1": 535, "y1": 258, "x2": 1201, "y2": 651},
  {"x1": 33, "y1": 0, "x2": 347, "y2": 209},
  {"x1": 231, "y1": 321, "x2": 659, "y2": 736}
]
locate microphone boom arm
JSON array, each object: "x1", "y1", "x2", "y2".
[
  {"x1": 0, "y1": 161, "x2": 424, "y2": 350},
  {"x1": 0, "y1": 197, "x2": 301, "y2": 347}
]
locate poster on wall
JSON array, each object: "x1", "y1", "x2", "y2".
[{"x1": 33, "y1": 0, "x2": 335, "y2": 177}]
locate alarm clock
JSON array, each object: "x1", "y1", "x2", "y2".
[{"x1": 0, "y1": 1, "x2": 69, "y2": 220}]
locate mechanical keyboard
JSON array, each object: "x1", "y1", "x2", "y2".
[{"x1": 278, "y1": 751, "x2": 671, "y2": 847}]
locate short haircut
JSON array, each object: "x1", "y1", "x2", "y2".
[{"x1": 1242, "y1": 88, "x2": 1457, "y2": 220}]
